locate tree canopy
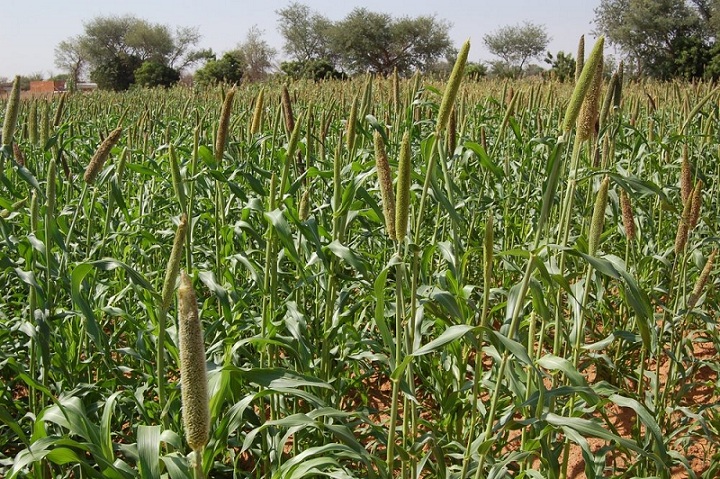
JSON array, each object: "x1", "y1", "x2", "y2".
[
  {"x1": 594, "y1": 0, "x2": 720, "y2": 79},
  {"x1": 276, "y1": 3, "x2": 453, "y2": 76},
  {"x1": 483, "y1": 22, "x2": 550, "y2": 76},
  {"x1": 193, "y1": 51, "x2": 246, "y2": 86},
  {"x1": 55, "y1": 15, "x2": 205, "y2": 90},
  {"x1": 276, "y1": 2, "x2": 334, "y2": 63}
]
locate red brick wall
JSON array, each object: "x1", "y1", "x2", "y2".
[{"x1": 29, "y1": 81, "x2": 65, "y2": 93}]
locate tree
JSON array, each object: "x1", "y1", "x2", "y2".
[
  {"x1": 58, "y1": 15, "x2": 203, "y2": 90},
  {"x1": 91, "y1": 53, "x2": 143, "y2": 91},
  {"x1": 276, "y1": 2, "x2": 333, "y2": 62},
  {"x1": 329, "y1": 8, "x2": 453, "y2": 75},
  {"x1": 465, "y1": 62, "x2": 488, "y2": 80},
  {"x1": 594, "y1": 0, "x2": 713, "y2": 79},
  {"x1": 236, "y1": 26, "x2": 276, "y2": 82},
  {"x1": 134, "y1": 61, "x2": 180, "y2": 88},
  {"x1": 483, "y1": 22, "x2": 550, "y2": 75},
  {"x1": 194, "y1": 51, "x2": 246, "y2": 86},
  {"x1": 545, "y1": 51, "x2": 576, "y2": 82},
  {"x1": 280, "y1": 59, "x2": 344, "y2": 80},
  {"x1": 54, "y1": 36, "x2": 86, "y2": 90}
]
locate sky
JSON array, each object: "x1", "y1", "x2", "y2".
[{"x1": 1, "y1": 0, "x2": 602, "y2": 78}]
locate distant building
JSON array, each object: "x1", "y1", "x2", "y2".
[
  {"x1": 29, "y1": 80, "x2": 66, "y2": 93},
  {"x1": 0, "y1": 81, "x2": 13, "y2": 98},
  {"x1": 28, "y1": 80, "x2": 98, "y2": 94},
  {"x1": 76, "y1": 82, "x2": 98, "y2": 92}
]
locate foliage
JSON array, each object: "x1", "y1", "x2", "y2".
[
  {"x1": 464, "y1": 62, "x2": 488, "y2": 80},
  {"x1": 56, "y1": 15, "x2": 203, "y2": 90},
  {"x1": 90, "y1": 53, "x2": 143, "y2": 91},
  {"x1": 54, "y1": 36, "x2": 86, "y2": 87},
  {"x1": 134, "y1": 61, "x2": 181, "y2": 88},
  {"x1": 328, "y1": 8, "x2": 453, "y2": 75},
  {"x1": 545, "y1": 51, "x2": 577, "y2": 82},
  {"x1": 276, "y1": 3, "x2": 453, "y2": 76},
  {"x1": 483, "y1": 21, "x2": 550, "y2": 74},
  {"x1": 193, "y1": 51, "x2": 245, "y2": 85},
  {"x1": 235, "y1": 26, "x2": 277, "y2": 82},
  {"x1": 1, "y1": 63, "x2": 720, "y2": 479},
  {"x1": 594, "y1": 0, "x2": 720, "y2": 79},
  {"x1": 276, "y1": 2, "x2": 334, "y2": 62},
  {"x1": 280, "y1": 59, "x2": 345, "y2": 80}
]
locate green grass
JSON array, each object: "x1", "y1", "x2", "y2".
[{"x1": 0, "y1": 65, "x2": 719, "y2": 479}]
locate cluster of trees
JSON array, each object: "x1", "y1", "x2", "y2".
[
  {"x1": 55, "y1": 15, "x2": 212, "y2": 90},
  {"x1": 51, "y1": 1, "x2": 720, "y2": 90},
  {"x1": 275, "y1": 3, "x2": 454, "y2": 79},
  {"x1": 482, "y1": 22, "x2": 551, "y2": 78},
  {"x1": 194, "y1": 26, "x2": 277, "y2": 85},
  {"x1": 595, "y1": 0, "x2": 720, "y2": 80},
  {"x1": 55, "y1": 4, "x2": 456, "y2": 89}
]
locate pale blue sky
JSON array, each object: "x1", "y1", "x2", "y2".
[{"x1": 2, "y1": 0, "x2": 601, "y2": 78}]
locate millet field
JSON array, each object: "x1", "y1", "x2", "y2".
[{"x1": 1, "y1": 38, "x2": 719, "y2": 478}]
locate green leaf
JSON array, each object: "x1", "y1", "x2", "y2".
[
  {"x1": 46, "y1": 447, "x2": 82, "y2": 466},
  {"x1": 198, "y1": 145, "x2": 217, "y2": 169},
  {"x1": 544, "y1": 412, "x2": 664, "y2": 468},
  {"x1": 536, "y1": 354, "x2": 588, "y2": 389},
  {"x1": 464, "y1": 141, "x2": 504, "y2": 178},
  {"x1": 15, "y1": 165, "x2": 42, "y2": 193},
  {"x1": 92, "y1": 258, "x2": 156, "y2": 294},
  {"x1": 326, "y1": 240, "x2": 369, "y2": 280},
  {"x1": 609, "y1": 393, "x2": 669, "y2": 462},
  {"x1": 488, "y1": 329, "x2": 534, "y2": 367},
  {"x1": 413, "y1": 325, "x2": 475, "y2": 356},
  {"x1": 161, "y1": 453, "x2": 192, "y2": 479},
  {"x1": 100, "y1": 391, "x2": 122, "y2": 464},
  {"x1": 265, "y1": 209, "x2": 300, "y2": 264},
  {"x1": 71, "y1": 262, "x2": 105, "y2": 349},
  {"x1": 138, "y1": 425, "x2": 161, "y2": 479}
]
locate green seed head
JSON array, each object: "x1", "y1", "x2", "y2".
[
  {"x1": 169, "y1": 144, "x2": 187, "y2": 214},
  {"x1": 575, "y1": 35, "x2": 585, "y2": 83},
  {"x1": 613, "y1": 61, "x2": 624, "y2": 108},
  {"x1": 687, "y1": 249, "x2": 717, "y2": 310},
  {"x1": 374, "y1": 131, "x2": 396, "y2": 241},
  {"x1": 688, "y1": 179, "x2": 704, "y2": 230},
  {"x1": 40, "y1": 102, "x2": 50, "y2": 148},
  {"x1": 674, "y1": 192, "x2": 693, "y2": 255},
  {"x1": 680, "y1": 145, "x2": 692, "y2": 206},
  {"x1": 299, "y1": 187, "x2": 311, "y2": 221},
  {"x1": 30, "y1": 192, "x2": 39, "y2": 232},
  {"x1": 282, "y1": 85, "x2": 295, "y2": 136},
  {"x1": 619, "y1": 189, "x2": 636, "y2": 242},
  {"x1": 178, "y1": 271, "x2": 210, "y2": 452},
  {"x1": 437, "y1": 40, "x2": 470, "y2": 134},
  {"x1": 53, "y1": 92, "x2": 67, "y2": 127},
  {"x1": 562, "y1": 37, "x2": 604, "y2": 134},
  {"x1": 577, "y1": 57, "x2": 604, "y2": 142},
  {"x1": 46, "y1": 160, "x2": 57, "y2": 217},
  {"x1": 161, "y1": 214, "x2": 188, "y2": 312},
  {"x1": 588, "y1": 176, "x2": 610, "y2": 256},
  {"x1": 84, "y1": 127, "x2": 123, "y2": 185},
  {"x1": 250, "y1": 88, "x2": 265, "y2": 136},
  {"x1": 215, "y1": 88, "x2": 236, "y2": 163},
  {"x1": 392, "y1": 67, "x2": 400, "y2": 113},
  {"x1": 28, "y1": 101, "x2": 38, "y2": 145},
  {"x1": 2, "y1": 76, "x2": 21, "y2": 147},
  {"x1": 346, "y1": 95, "x2": 359, "y2": 154}
]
